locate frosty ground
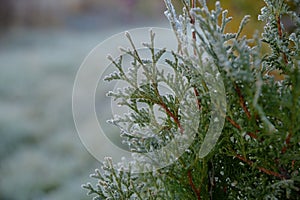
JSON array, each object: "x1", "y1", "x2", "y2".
[{"x1": 0, "y1": 27, "x2": 152, "y2": 200}]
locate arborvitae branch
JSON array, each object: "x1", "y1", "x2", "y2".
[
  {"x1": 234, "y1": 83, "x2": 251, "y2": 119},
  {"x1": 188, "y1": 170, "x2": 201, "y2": 200},
  {"x1": 83, "y1": 0, "x2": 300, "y2": 199}
]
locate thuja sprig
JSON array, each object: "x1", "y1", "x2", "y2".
[
  {"x1": 105, "y1": 30, "x2": 193, "y2": 154},
  {"x1": 84, "y1": 0, "x2": 300, "y2": 199}
]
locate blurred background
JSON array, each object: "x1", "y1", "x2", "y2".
[
  {"x1": 0, "y1": 1, "x2": 167, "y2": 200},
  {"x1": 0, "y1": 0, "x2": 266, "y2": 199}
]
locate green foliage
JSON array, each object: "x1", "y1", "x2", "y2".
[{"x1": 83, "y1": 0, "x2": 300, "y2": 199}]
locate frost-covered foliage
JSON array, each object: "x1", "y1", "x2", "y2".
[{"x1": 84, "y1": 0, "x2": 300, "y2": 199}]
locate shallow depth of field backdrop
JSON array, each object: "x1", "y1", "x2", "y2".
[{"x1": 0, "y1": 1, "x2": 263, "y2": 199}]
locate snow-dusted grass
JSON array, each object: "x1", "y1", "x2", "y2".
[{"x1": 0, "y1": 28, "x2": 116, "y2": 200}]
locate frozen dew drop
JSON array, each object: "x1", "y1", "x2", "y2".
[
  {"x1": 231, "y1": 180, "x2": 238, "y2": 187},
  {"x1": 214, "y1": 117, "x2": 219, "y2": 122},
  {"x1": 245, "y1": 134, "x2": 251, "y2": 141}
]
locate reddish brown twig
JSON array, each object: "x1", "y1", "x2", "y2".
[
  {"x1": 234, "y1": 84, "x2": 251, "y2": 119},
  {"x1": 235, "y1": 154, "x2": 285, "y2": 179},
  {"x1": 257, "y1": 166, "x2": 284, "y2": 178},
  {"x1": 183, "y1": 4, "x2": 203, "y2": 197},
  {"x1": 153, "y1": 84, "x2": 183, "y2": 133},
  {"x1": 226, "y1": 116, "x2": 258, "y2": 139},
  {"x1": 226, "y1": 116, "x2": 241, "y2": 130},
  {"x1": 191, "y1": 0, "x2": 196, "y2": 41},
  {"x1": 188, "y1": 0, "x2": 202, "y2": 110},
  {"x1": 246, "y1": 132, "x2": 258, "y2": 139},
  {"x1": 277, "y1": 15, "x2": 283, "y2": 38},
  {"x1": 194, "y1": 87, "x2": 202, "y2": 110},
  {"x1": 276, "y1": 15, "x2": 293, "y2": 155},
  {"x1": 158, "y1": 98, "x2": 183, "y2": 134},
  {"x1": 188, "y1": 170, "x2": 201, "y2": 200},
  {"x1": 281, "y1": 132, "x2": 292, "y2": 154},
  {"x1": 292, "y1": 160, "x2": 295, "y2": 170},
  {"x1": 276, "y1": 15, "x2": 288, "y2": 64},
  {"x1": 191, "y1": 0, "x2": 195, "y2": 13}
]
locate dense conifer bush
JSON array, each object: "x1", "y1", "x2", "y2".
[{"x1": 83, "y1": 0, "x2": 300, "y2": 199}]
